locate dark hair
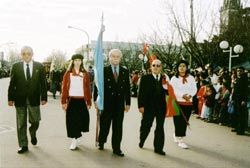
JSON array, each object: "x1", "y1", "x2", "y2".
[
  {"x1": 237, "y1": 66, "x2": 244, "y2": 71},
  {"x1": 175, "y1": 60, "x2": 189, "y2": 77},
  {"x1": 71, "y1": 54, "x2": 83, "y2": 60}
]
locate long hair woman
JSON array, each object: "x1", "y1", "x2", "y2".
[
  {"x1": 170, "y1": 60, "x2": 197, "y2": 149},
  {"x1": 61, "y1": 54, "x2": 92, "y2": 150}
]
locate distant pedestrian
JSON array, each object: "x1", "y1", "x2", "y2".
[
  {"x1": 8, "y1": 46, "x2": 47, "y2": 154},
  {"x1": 50, "y1": 66, "x2": 60, "y2": 99},
  {"x1": 61, "y1": 54, "x2": 92, "y2": 150},
  {"x1": 88, "y1": 65, "x2": 95, "y2": 96},
  {"x1": 171, "y1": 60, "x2": 197, "y2": 149}
]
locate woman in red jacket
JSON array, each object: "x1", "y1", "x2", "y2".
[{"x1": 61, "y1": 54, "x2": 92, "y2": 150}]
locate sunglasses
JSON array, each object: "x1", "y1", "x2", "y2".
[{"x1": 152, "y1": 64, "x2": 161, "y2": 67}]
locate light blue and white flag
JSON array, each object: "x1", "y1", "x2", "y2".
[{"x1": 94, "y1": 24, "x2": 105, "y2": 110}]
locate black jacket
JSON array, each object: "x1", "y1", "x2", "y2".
[{"x1": 8, "y1": 61, "x2": 47, "y2": 107}]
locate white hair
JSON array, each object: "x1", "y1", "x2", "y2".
[
  {"x1": 108, "y1": 49, "x2": 122, "y2": 58},
  {"x1": 21, "y1": 46, "x2": 33, "y2": 54}
]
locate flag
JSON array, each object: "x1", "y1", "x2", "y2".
[
  {"x1": 165, "y1": 81, "x2": 180, "y2": 117},
  {"x1": 144, "y1": 43, "x2": 157, "y2": 69},
  {"x1": 164, "y1": 81, "x2": 190, "y2": 128},
  {"x1": 94, "y1": 24, "x2": 105, "y2": 110}
]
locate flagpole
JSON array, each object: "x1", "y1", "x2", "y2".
[{"x1": 95, "y1": 13, "x2": 105, "y2": 147}]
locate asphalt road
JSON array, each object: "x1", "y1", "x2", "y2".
[{"x1": 0, "y1": 77, "x2": 249, "y2": 168}]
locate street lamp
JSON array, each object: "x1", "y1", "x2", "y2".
[
  {"x1": 138, "y1": 54, "x2": 148, "y2": 70},
  {"x1": 219, "y1": 40, "x2": 243, "y2": 72},
  {"x1": 68, "y1": 26, "x2": 90, "y2": 62}
]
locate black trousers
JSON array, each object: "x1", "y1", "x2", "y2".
[
  {"x1": 140, "y1": 109, "x2": 165, "y2": 151},
  {"x1": 232, "y1": 101, "x2": 247, "y2": 134},
  {"x1": 173, "y1": 105, "x2": 192, "y2": 137},
  {"x1": 98, "y1": 110, "x2": 124, "y2": 152}
]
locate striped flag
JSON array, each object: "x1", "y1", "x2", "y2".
[
  {"x1": 94, "y1": 24, "x2": 105, "y2": 110},
  {"x1": 165, "y1": 81, "x2": 180, "y2": 117}
]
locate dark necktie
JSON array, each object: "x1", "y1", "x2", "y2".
[
  {"x1": 156, "y1": 75, "x2": 159, "y2": 81},
  {"x1": 114, "y1": 66, "x2": 118, "y2": 82},
  {"x1": 26, "y1": 64, "x2": 31, "y2": 80}
]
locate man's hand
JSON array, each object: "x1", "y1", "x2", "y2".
[
  {"x1": 8, "y1": 101, "x2": 14, "y2": 106},
  {"x1": 41, "y1": 100, "x2": 47, "y2": 105},
  {"x1": 125, "y1": 105, "x2": 130, "y2": 113},
  {"x1": 138, "y1": 107, "x2": 144, "y2": 113}
]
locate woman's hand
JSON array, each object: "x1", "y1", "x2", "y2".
[{"x1": 62, "y1": 104, "x2": 67, "y2": 112}]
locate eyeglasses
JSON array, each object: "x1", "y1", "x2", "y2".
[{"x1": 152, "y1": 64, "x2": 161, "y2": 67}]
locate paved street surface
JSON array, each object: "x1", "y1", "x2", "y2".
[{"x1": 0, "y1": 78, "x2": 249, "y2": 168}]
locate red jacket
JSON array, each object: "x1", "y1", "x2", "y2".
[{"x1": 61, "y1": 69, "x2": 92, "y2": 106}]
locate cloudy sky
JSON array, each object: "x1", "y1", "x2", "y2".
[{"x1": 0, "y1": 0, "x2": 248, "y2": 61}]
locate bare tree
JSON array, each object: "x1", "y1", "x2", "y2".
[
  {"x1": 7, "y1": 48, "x2": 21, "y2": 63},
  {"x1": 159, "y1": 0, "x2": 221, "y2": 67},
  {"x1": 44, "y1": 49, "x2": 67, "y2": 69}
]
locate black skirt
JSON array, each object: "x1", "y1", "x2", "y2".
[{"x1": 66, "y1": 98, "x2": 89, "y2": 138}]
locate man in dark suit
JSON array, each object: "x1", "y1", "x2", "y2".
[
  {"x1": 8, "y1": 46, "x2": 47, "y2": 154},
  {"x1": 95, "y1": 49, "x2": 130, "y2": 157},
  {"x1": 232, "y1": 67, "x2": 249, "y2": 135},
  {"x1": 138, "y1": 59, "x2": 167, "y2": 155}
]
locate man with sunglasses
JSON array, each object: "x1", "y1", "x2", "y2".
[{"x1": 138, "y1": 59, "x2": 168, "y2": 155}]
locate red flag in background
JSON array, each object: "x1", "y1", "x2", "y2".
[
  {"x1": 143, "y1": 42, "x2": 149, "y2": 54},
  {"x1": 149, "y1": 54, "x2": 157, "y2": 69},
  {"x1": 143, "y1": 43, "x2": 157, "y2": 69}
]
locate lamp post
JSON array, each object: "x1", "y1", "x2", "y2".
[
  {"x1": 219, "y1": 41, "x2": 243, "y2": 72},
  {"x1": 138, "y1": 54, "x2": 148, "y2": 70},
  {"x1": 68, "y1": 26, "x2": 90, "y2": 62}
]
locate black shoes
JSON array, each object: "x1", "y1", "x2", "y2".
[
  {"x1": 237, "y1": 132, "x2": 245, "y2": 135},
  {"x1": 17, "y1": 146, "x2": 28, "y2": 154},
  {"x1": 113, "y1": 150, "x2": 125, "y2": 157},
  {"x1": 98, "y1": 143, "x2": 104, "y2": 150},
  {"x1": 139, "y1": 142, "x2": 144, "y2": 148},
  {"x1": 154, "y1": 150, "x2": 166, "y2": 156},
  {"x1": 31, "y1": 137, "x2": 37, "y2": 145},
  {"x1": 231, "y1": 129, "x2": 237, "y2": 132}
]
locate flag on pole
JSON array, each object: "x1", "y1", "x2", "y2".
[
  {"x1": 94, "y1": 23, "x2": 105, "y2": 110},
  {"x1": 164, "y1": 81, "x2": 190, "y2": 128},
  {"x1": 165, "y1": 81, "x2": 180, "y2": 117},
  {"x1": 143, "y1": 43, "x2": 157, "y2": 69}
]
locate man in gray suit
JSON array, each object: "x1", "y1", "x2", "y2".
[{"x1": 8, "y1": 46, "x2": 47, "y2": 154}]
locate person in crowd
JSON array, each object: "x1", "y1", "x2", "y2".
[
  {"x1": 131, "y1": 70, "x2": 139, "y2": 97},
  {"x1": 137, "y1": 59, "x2": 168, "y2": 156},
  {"x1": 218, "y1": 82, "x2": 230, "y2": 125},
  {"x1": 8, "y1": 46, "x2": 47, "y2": 154},
  {"x1": 88, "y1": 65, "x2": 95, "y2": 96},
  {"x1": 196, "y1": 80, "x2": 208, "y2": 118},
  {"x1": 212, "y1": 77, "x2": 222, "y2": 122},
  {"x1": 231, "y1": 67, "x2": 248, "y2": 135},
  {"x1": 50, "y1": 66, "x2": 60, "y2": 99},
  {"x1": 171, "y1": 60, "x2": 197, "y2": 149},
  {"x1": 192, "y1": 73, "x2": 200, "y2": 116},
  {"x1": 207, "y1": 67, "x2": 218, "y2": 86},
  {"x1": 203, "y1": 84, "x2": 216, "y2": 122},
  {"x1": 95, "y1": 49, "x2": 130, "y2": 157},
  {"x1": 61, "y1": 54, "x2": 92, "y2": 150}
]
